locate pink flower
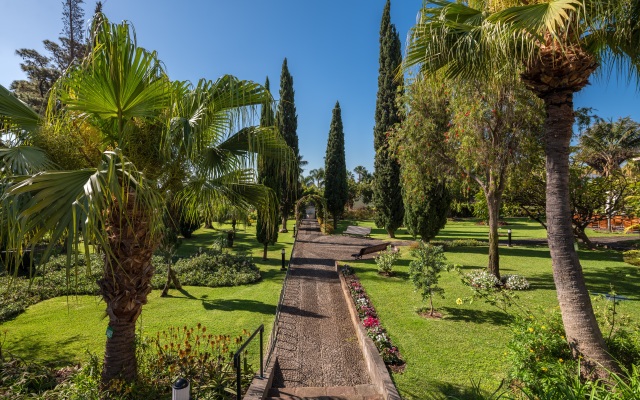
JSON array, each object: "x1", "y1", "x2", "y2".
[{"x1": 363, "y1": 316, "x2": 380, "y2": 328}]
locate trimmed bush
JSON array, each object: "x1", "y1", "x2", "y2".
[
  {"x1": 623, "y1": 250, "x2": 640, "y2": 267},
  {"x1": 502, "y1": 274, "x2": 530, "y2": 290},
  {"x1": 155, "y1": 251, "x2": 261, "y2": 288}
]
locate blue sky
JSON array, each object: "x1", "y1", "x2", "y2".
[{"x1": 1, "y1": 0, "x2": 639, "y2": 175}]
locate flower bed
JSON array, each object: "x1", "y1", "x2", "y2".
[{"x1": 340, "y1": 265, "x2": 404, "y2": 368}]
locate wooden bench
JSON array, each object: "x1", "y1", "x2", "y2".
[
  {"x1": 343, "y1": 225, "x2": 372, "y2": 238},
  {"x1": 352, "y1": 242, "x2": 393, "y2": 260}
]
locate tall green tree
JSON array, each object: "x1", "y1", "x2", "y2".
[
  {"x1": 373, "y1": 0, "x2": 404, "y2": 238},
  {"x1": 0, "y1": 14, "x2": 293, "y2": 387},
  {"x1": 324, "y1": 101, "x2": 348, "y2": 230},
  {"x1": 403, "y1": 0, "x2": 640, "y2": 375},
  {"x1": 403, "y1": 178, "x2": 451, "y2": 241},
  {"x1": 10, "y1": 0, "x2": 87, "y2": 114},
  {"x1": 276, "y1": 58, "x2": 299, "y2": 232},
  {"x1": 257, "y1": 77, "x2": 280, "y2": 260}
]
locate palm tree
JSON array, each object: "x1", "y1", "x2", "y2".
[
  {"x1": 403, "y1": 0, "x2": 640, "y2": 376},
  {"x1": 0, "y1": 14, "x2": 292, "y2": 386},
  {"x1": 309, "y1": 167, "x2": 325, "y2": 189},
  {"x1": 578, "y1": 117, "x2": 640, "y2": 178},
  {"x1": 353, "y1": 165, "x2": 369, "y2": 182}
]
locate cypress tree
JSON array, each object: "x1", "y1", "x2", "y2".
[
  {"x1": 275, "y1": 58, "x2": 299, "y2": 232},
  {"x1": 324, "y1": 101, "x2": 349, "y2": 230},
  {"x1": 256, "y1": 77, "x2": 280, "y2": 259},
  {"x1": 372, "y1": 0, "x2": 404, "y2": 238},
  {"x1": 404, "y1": 179, "x2": 451, "y2": 241}
]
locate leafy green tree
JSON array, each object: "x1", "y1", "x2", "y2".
[
  {"x1": 392, "y1": 75, "x2": 542, "y2": 277},
  {"x1": 0, "y1": 14, "x2": 292, "y2": 387},
  {"x1": 10, "y1": 0, "x2": 87, "y2": 114},
  {"x1": 276, "y1": 58, "x2": 299, "y2": 232},
  {"x1": 324, "y1": 101, "x2": 348, "y2": 230},
  {"x1": 257, "y1": 77, "x2": 280, "y2": 260},
  {"x1": 373, "y1": 0, "x2": 404, "y2": 238},
  {"x1": 403, "y1": 0, "x2": 640, "y2": 373},
  {"x1": 409, "y1": 242, "x2": 449, "y2": 317}
]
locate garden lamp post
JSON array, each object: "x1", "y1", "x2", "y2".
[
  {"x1": 507, "y1": 229, "x2": 512, "y2": 247},
  {"x1": 281, "y1": 248, "x2": 286, "y2": 271}
]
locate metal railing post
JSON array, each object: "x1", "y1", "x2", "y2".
[
  {"x1": 259, "y1": 325, "x2": 264, "y2": 377},
  {"x1": 233, "y1": 324, "x2": 265, "y2": 399}
]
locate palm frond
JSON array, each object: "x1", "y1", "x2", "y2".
[
  {"x1": 3, "y1": 149, "x2": 163, "y2": 264},
  {"x1": 0, "y1": 146, "x2": 56, "y2": 176},
  {"x1": 0, "y1": 84, "x2": 41, "y2": 134}
]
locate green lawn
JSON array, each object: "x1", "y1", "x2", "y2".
[
  {"x1": 346, "y1": 220, "x2": 640, "y2": 399},
  {"x1": 0, "y1": 223, "x2": 294, "y2": 368}
]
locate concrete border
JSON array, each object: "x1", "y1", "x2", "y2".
[
  {"x1": 243, "y1": 353, "x2": 278, "y2": 400},
  {"x1": 335, "y1": 261, "x2": 402, "y2": 400}
]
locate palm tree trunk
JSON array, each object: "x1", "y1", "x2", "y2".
[
  {"x1": 486, "y1": 188, "x2": 501, "y2": 279},
  {"x1": 98, "y1": 191, "x2": 156, "y2": 386},
  {"x1": 543, "y1": 92, "x2": 619, "y2": 378}
]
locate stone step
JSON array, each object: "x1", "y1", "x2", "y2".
[{"x1": 267, "y1": 384, "x2": 382, "y2": 400}]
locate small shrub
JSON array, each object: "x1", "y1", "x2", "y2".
[
  {"x1": 502, "y1": 274, "x2": 530, "y2": 290},
  {"x1": 623, "y1": 250, "x2": 640, "y2": 267},
  {"x1": 428, "y1": 239, "x2": 486, "y2": 249},
  {"x1": 464, "y1": 270, "x2": 500, "y2": 289},
  {"x1": 374, "y1": 246, "x2": 399, "y2": 275},
  {"x1": 506, "y1": 310, "x2": 575, "y2": 394},
  {"x1": 409, "y1": 242, "x2": 449, "y2": 316},
  {"x1": 343, "y1": 208, "x2": 376, "y2": 220},
  {"x1": 162, "y1": 251, "x2": 261, "y2": 288}
]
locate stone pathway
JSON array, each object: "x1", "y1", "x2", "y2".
[{"x1": 269, "y1": 218, "x2": 385, "y2": 399}]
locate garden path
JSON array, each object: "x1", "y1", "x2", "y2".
[{"x1": 269, "y1": 218, "x2": 385, "y2": 399}]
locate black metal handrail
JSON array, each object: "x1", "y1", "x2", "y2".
[{"x1": 233, "y1": 324, "x2": 264, "y2": 399}]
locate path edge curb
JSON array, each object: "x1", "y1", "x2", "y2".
[{"x1": 336, "y1": 261, "x2": 402, "y2": 400}]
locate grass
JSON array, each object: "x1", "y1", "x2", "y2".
[
  {"x1": 344, "y1": 220, "x2": 640, "y2": 399},
  {"x1": 0, "y1": 222, "x2": 294, "y2": 369},
  {"x1": 1, "y1": 216, "x2": 638, "y2": 399}
]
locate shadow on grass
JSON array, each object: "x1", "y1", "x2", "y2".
[
  {"x1": 163, "y1": 289, "x2": 277, "y2": 314},
  {"x1": 8, "y1": 334, "x2": 84, "y2": 367},
  {"x1": 425, "y1": 379, "x2": 507, "y2": 400},
  {"x1": 441, "y1": 307, "x2": 513, "y2": 326}
]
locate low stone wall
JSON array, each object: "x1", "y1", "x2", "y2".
[
  {"x1": 243, "y1": 353, "x2": 278, "y2": 400},
  {"x1": 335, "y1": 261, "x2": 402, "y2": 400}
]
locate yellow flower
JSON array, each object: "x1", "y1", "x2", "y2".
[
  {"x1": 558, "y1": 358, "x2": 564, "y2": 363},
  {"x1": 561, "y1": 335, "x2": 565, "y2": 340},
  {"x1": 528, "y1": 327, "x2": 534, "y2": 333},
  {"x1": 529, "y1": 349, "x2": 534, "y2": 353},
  {"x1": 456, "y1": 298, "x2": 463, "y2": 305},
  {"x1": 541, "y1": 325, "x2": 546, "y2": 330},
  {"x1": 541, "y1": 367, "x2": 548, "y2": 372}
]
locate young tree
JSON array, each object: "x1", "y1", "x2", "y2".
[
  {"x1": 404, "y1": 0, "x2": 640, "y2": 374},
  {"x1": 257, "y1": 77, "x2": 280, "y2": 259},
  {"x1": 409, "y1": 242, "x2": 449, "y2": 317},
  {"x1": 276, "y1": 58, "x2": 299, "y2": 232},
  {"x1": 372, "y1": 0, "x2": 404, "y2": 238},
  {"x1": 324, "y1": 101, "x2": 348, "y2": 230}
]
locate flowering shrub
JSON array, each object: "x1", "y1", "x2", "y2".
[
  {"x1": 374, "y1": 246, "x2": 399, "y2": 275},
  {"x1": 464, "y1": 269, "x2": 500, "y2": 289},
  {"x1": 502, "y1": 274, "x2": 530, "y2": 290},
  {"x1": 340, "y1": 265, "x2": 403, "y2": 366},
  {"x1": 507, "y1": 310, "x2": 576, "y2": 394}
]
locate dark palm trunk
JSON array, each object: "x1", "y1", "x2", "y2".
[
  {"x1": 262, "y1": 243, "x2": 268, "y2": 261},
  {"x1": 98, "y1": 192, "x2": 156, "y2": 386},
  {"x1": 280, "y1": 214, "x2": 289, "y2": 233},
  {"x1": 543, "y1": 92, "x2": 619, "y2": 377}
]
